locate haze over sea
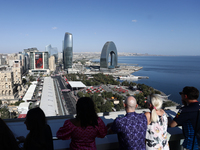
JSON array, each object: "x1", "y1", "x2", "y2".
[{"x1": 118, "y1": 56, "x2": 200, "y2": 104}]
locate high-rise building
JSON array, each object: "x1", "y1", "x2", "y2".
[
  {"x1": 49, "y1": 55, "x2": 56, "y2": 72},
  {"x1": 63, "y1": 32, "x2": 73, "y2": 70},
  {"x1": 12, "y1": 60, "x2": 22, "y2": 84},
  {"x1": 0, "y1": 69, "x2": 15, "y2": 100},
  {"x1": 45, "y1": 44, "x2": 58, "y2": 63},
  {"x1": 29, "y1": 52, "x2": 49, "y2": 73}
]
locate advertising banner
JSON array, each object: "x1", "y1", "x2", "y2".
[{"x1": 35, "y1": 52, "x2": 43, "y2": 69}]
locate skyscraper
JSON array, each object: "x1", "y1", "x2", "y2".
[
  {"x1": 45, "y1": 44, "x2": 58, "y2": 63},
  {"x1": 63, "y1": 32, "x2": 73, "y2": 70}
]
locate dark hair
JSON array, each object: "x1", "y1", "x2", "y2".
[
  {"x1": 24, "y1": 107, "x2": 47, "y2": 149},
  {"x1": 0, "y1": 118, "x2": 20, "y2": 150},
  {"x1": 183, "y1": 86, "x2": 199, "y2": 100},
  {"x1": 76, "y1": 97, "x2": 98, "y2": 128},
  {"x1": 25, "y1": 107, "x2": 46, "y2": 132}
]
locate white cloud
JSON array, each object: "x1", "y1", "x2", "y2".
[
  {"x1": 132, "y1": 20, "x2": 137, "y2": 22},
  {"x1": 52, "y1": 27, "x2": 57, "y2": 30}
]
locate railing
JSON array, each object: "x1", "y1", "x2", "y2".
[{"x1": 5, "y1": 109, "x2": 184, "y2": 150}]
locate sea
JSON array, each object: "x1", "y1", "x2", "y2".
[{"x1": 117, "y1": 56, "x2": 200, "y2": 104}]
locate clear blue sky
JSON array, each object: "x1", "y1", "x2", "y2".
[{"x1": 0, "y1": 0, "x2": 199, "y2": 55}]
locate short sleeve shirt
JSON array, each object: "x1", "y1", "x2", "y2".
[
  {"x1": 174, "y1": 102, "x2": 200, "y2": 150},
  {"x1": 111, "y1": 112, "x2": 147, "y2": 150},
  {"x1": 56, "y1": 117, "x2": 107, "y2": 150}
]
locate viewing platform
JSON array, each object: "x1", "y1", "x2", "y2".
[{"x1": 5, "y1": 108, "x2": 185, "y2": 150}]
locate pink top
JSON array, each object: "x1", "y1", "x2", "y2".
[{"x1": 56, "y1": 117, "x2": 107, "y2": 150}]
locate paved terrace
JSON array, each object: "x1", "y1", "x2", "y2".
[{"x1": 5, "y1": 108, "x2": 184, "y2": 150}]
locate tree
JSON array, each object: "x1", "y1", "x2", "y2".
[
  {"x1": 115, "y1": 105, "x2": 120, "y2": 111},
  {"x1": 84, "y1": 93, "x2": 90, "y2": 97},
  {"x1": 14, "y1": 100, "x2": 25, "y2": 106},
  {"x1": 106, "y1": 92, "x2": 113, "y2": 99},
  {"x1": 29, "y1": 75, "x2": 35, "y2": 81},
  {"x1": 100, "y1": 101, "x2": 112, "y2": 112},
  {"x1": 0, "y1": 106, "x2": 10, "y2": 119},
  {"x1": 22, "y1": 78, "x2": 27, "y2": 85},
  {"x1": 77, "y1": 91, "x2": 83, "y2": 98}
]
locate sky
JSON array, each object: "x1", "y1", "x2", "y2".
[{"x1": 0, "y1": 0, "x2": 199, "y2": 55}]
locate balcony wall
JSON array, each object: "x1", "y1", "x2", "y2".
[{"x1": 5, "y1": 109, "x2": 184, "y2": 150}]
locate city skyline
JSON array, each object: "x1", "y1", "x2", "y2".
[{"x1": 0, "y1": 0, "x2": 199, "y2": 55}]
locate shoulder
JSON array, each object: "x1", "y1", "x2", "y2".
[
  {"x1": 144, "y1": 112, "x2": 150, "y2": 125},
  {"x1": 97, "y1": 117, "x2": 105, "y2": 124},
  {"x1": 136, "y1": 112, "x2": 147, "y2": 121},
  {"x1": 63, "y1": 119, "x2": 74, "y2": 127},
  {"x1": 159, "y1": 109, "x2": 165, "y2": 115},
  {"x1": 144, "y1": 112, "x2": 150, "y2": 119}
]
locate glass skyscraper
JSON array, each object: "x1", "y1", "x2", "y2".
[
  {"x1": 45, "y1": 44, "x2": 58, "y2": 63},
  {"x1": 63, "y1": 32, "x2": 73, "y2": 70}
]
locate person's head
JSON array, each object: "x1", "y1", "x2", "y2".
[
  {"x1": 24, "y1": 107, "x2": 46, "y2": 131},
  {"x1": 76, "y1": 97, "x2": 98, "y2": 128},
  {"x1": 124, "y1": 96, "x2": 138, "y2": 112},
  {"x1": 149, "y1": 94, "x2": 163, "y2": 122},
  {"x1": 180, "y1": 86, "x2": 199, "y2": 101}
]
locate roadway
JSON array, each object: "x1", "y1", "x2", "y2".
[{"x1": 54, "y1": 75, "x2": 76, "y2": 115}]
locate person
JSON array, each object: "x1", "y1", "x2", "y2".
[
  {"x1": 168, "y1": 86, "x2": 200, "y2": 150},
  {"x1": 18, "y1": 107, "x2": 54, "y2": 150},
  {"x1": 145, "y1": 94, "x2": 169, "y2": 150},
  {"x1": 108, "y1": 96, "x2": 147, "y2": 150},
  {"x1": 56, "y1": 97, "x2": 107, "y2": 150},
  {"x1": 0, "y1": 118, "x2": 20, "y2": 150}
]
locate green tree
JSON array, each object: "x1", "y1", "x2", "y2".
[
  {"x1": 14, "y1": 100, "x2": 25, "y2": 106},
  {"x1": 84, "y1": 93, "x2": 90, "y2": 97},
  {"x1": 77, "y1": 91, "x2": 83, "y2": 98},
  {"x1": 0, "y1": 106, "x2": 10, "y2": 119},
  {"x1": 115, "y1": 105, "x2": 120, "y2": 111},
  {"x1": 29, "y1": 75, "x2": 35, "y2": 81},
  {"x1": 106, "y1": 92, "x2": 113, "y2": 99},
  {"x1": 100, "y1": 101, "x2": 112, "y2": 112}
]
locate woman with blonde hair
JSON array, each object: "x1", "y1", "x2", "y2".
[{"x1": 145, "y1": 94, "x2": 169, "y2": 150}]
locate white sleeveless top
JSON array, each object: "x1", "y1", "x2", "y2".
[{"x1": 146, "y1": 113, "x2": 169, "y2": 150}]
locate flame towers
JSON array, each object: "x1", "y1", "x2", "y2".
[{"x1": 63, "y1": 32, "x2": 73, "y2": 70}]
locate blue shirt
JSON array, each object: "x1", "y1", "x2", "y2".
[
  {"x1": 174, "y1": 102, "x2": 200, "y2": 150},
  {"x1": 111, "y1": 112, "x2": 147, "y2": 150}
]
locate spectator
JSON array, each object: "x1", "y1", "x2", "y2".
[
  {"x1": 168, "y1": 86, "x2": 200, "y2": 150},
  {"x1": 57, "y1": 97, "x2": 107, "y2": 150},
  {"x1": 145, "y1": 94, "x2": 169, "y2": 150},
  {"x1": 108, "y1": 96, "x2": 147, "y2": 150},
  {"x1": 18, "y1": 107, "x2": 53, "y2": 150},
  {"x1": 0, "y1": 118, "x2": 20, "y2": 150}
]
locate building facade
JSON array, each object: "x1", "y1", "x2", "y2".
[
  {"x1": 45, "y1": 44, "x2": 58, "y2": 63},
  {"x1": 29, "y1": 52, "x2": 49, "y2": 73},
  {"x1": 49, "y1": 55, "x2": 56, "y2": 72},
  {"x1": 100, "y1": 41, "x2": 118, "y2": 71},
  {"x1": 12, "y1": 60, "x2": 22, "y2": 84},
  {"x1": 63, "y1": 32, "x2": 73, "y2": 70},
  {"x1": 0, "y1": 69, "x2": 15, "y2": 100}
]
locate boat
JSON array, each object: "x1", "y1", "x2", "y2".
[{"x1": 118, "y1": 75, "x2": 139, "y2": 81}]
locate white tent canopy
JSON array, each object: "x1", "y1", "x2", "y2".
[
  {"x1": 40, "y1": 77, "x2": 58, "y2": 117},
  {"x1": 68, "y1": 81, "x2": 86, "y2": 88},
  {"x1": 22, "y1": 85, "x2": 36, "y2": 102}
]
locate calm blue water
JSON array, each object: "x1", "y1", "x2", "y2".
[{"x1": 118, "y1": 56, "x2": 200, "y2": 104}]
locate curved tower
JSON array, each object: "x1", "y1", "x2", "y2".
[
  {"x1": 100, "y1": 41, "x2": 118, "y2": 70},
  {"x1": 63, "y1": 32, "x2": 73, "y2": 70}
]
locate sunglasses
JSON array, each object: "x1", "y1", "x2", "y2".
[{"x1": 179, "y1": 92, "x2": 184, "y2": 95}]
